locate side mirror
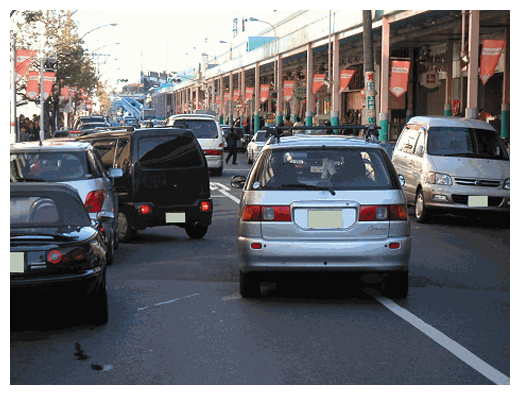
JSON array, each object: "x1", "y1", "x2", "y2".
[
  {"x1": 96, "y1": 211, "x2": 115, "y2": 223},
  {"x1": 398, "y1": 175, "x2": 406, "y2": 187},
  {"x1": 417, "y1": 145, "x2": 424, "y2": 156},
  {"x1": 109, "y1": 168, "x2": 123, "y2": 178},
  {"x1": 231, "y1": 175, "x2": 246, "y2": 189}
]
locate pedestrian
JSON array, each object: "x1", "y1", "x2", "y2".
[
  {"x1": 284, "y1": 114, "x2": 293, "y2": 127},
  {"x1": 19, "y1": 126, "x2": 30, "y2": 142},
  {"x1": 225, "y1": 127, "x2": 239, "y2": 165}
]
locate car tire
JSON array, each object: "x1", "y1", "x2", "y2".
[
  {"x1": 118, "y1": 211, "x2": 135, "y2": 242},
  {"x1": 415, "y1": 188, "x2": 433, "y2": 223},
  {"x1": 185, "y1": 224, "x2": 209, "y2": 239},
  {"x1": 383, "y1": 271, "x2": 409, "y2": 298},
  {"x1": 239, "y1": 270, "x2": 261, "y2": 298},
  {"x1": 88, "y1": 273, "x2": 109, "y2": 326}
]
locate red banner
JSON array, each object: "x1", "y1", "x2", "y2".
[
  {"x1": 480, "y1": 39, "x2": 506, "y2": 85},
  {"x1": 233, "y1": 90, "x2": 240, "y2": 102},
  {"x1": 283, "y1": 80, "x2": 294, "y2": 102},
  {"x1": 390, "y1": 60, "x2": 410, "y2": 97},
  {"x1": 26, "y1": 71, "x2": 39, "y2": 100},
  {"x1": 15, "y1": 49, "x2": 36, "y2": 83},
  {"x1": 224, "y1": 92, "x2": 230, "y2": 102},
  {"x1": 42, "y1": 71, "x2": 56, "y2": 100},
  {"x1": 215, "y1": 95, "x2": 220, "y2": 105},
  {"x1": 339, "y1": 69, "x2": 356, "y2": 93},
  {"x1": 312, "y1": 74, "x2": 326, "y2": 94},
  {"x1": 245, "y1": 87, "x2": 254, "y2": 102},
  {"x1": 260, "y1": 84, "x2": 270, "y2": 103}
]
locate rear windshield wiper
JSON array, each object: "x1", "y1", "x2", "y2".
[{"x1": 279, "y1": 183, "x2": 336, "y2": 196}]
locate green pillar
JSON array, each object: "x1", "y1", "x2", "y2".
[
  {"x1": 276, "y1": 112, "x2": 283, "y2": 126},
  {"x1": 501, "y1": 103, "x2": 509, "y2": 139},
  {"x1": 444, "y1": 104, "x2": 452, "y2": 116},
  {"x1": 305, "y1": 111, "x2": 313, "y2": 126},
  {"x1": 331, "y1": 111, "x2": 339, "y2": 134},
  {"x1": 406, "y1": 109, "x2": 414, "y2": 122},
  {"x1": 254, "y1": 112, "x2": 260, "y2": 133},
  {"x1": 379, "y1": 112, "x2": 388, "y2": 142}
]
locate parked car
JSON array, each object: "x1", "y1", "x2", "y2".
[
  {"x1": 166, "y1": 113, "x2": 224, "y2": 176},
  {"x1": 78, "y1": 122, "x2": 111, "y2": 130},
  {"x1": 76, "y1": 127, "x2": 213, "y2": 241},
  {"x1": 391, "y1": 116, "x2": 510, "y2": 223},
  {"x1": 121, "y1": 116, "x2": 139, "y2": 128},
  {"x1": 246, "y1": 130, "x2": 269, "y2": 164},
  {"x1": 222, "y1": 126, "x2": 248, "y2": 151},
  {"x1": 231, "y1": 128, "x2": 411, "y2": 298},
  {"x1": 74, "y1": 115, "x2": 109, "y2": 129},
  {"x1": 10, "y1": 183, "x2": 110, "y2": 325},
  {"x1": 10, "y1": 141, "x2": 122, "y2": 265}
]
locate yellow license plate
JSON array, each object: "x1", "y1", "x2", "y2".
[{"x1": 10, "y1": 252, "x2": 25, "y2": 273}]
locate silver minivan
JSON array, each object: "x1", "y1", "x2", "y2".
[
  {"x1": 392, "y1": 116, "x2": 510, "y2": 223},
  {"x1": 166, "y1": 114, "x2": 224, "y2": 176},
  {"x1": 232, "y1": 133, "x2": 411, "y2": 298}
]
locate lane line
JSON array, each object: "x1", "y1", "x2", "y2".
[
  {"x1": 217, "y1": 175, "x2": 509, "y2": 384},
  {"x1": 137, "y1": 293, "x2": 200, "y2": 311},
  {"x1": 363, "y1": 288, "x2": 510, "y2": 385}
]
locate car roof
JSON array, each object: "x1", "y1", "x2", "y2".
[
  {"x1": 169, "y1": 114, "x2": 218, "y2": 120},
  {"x1": 265, "y1": 135, "x2": 383, "y2": 150},
  {"x1": 10, "y1": 140, "x2": 92, "y2": 151},
  {"x1": 406, "y1": 116, "x2": 496, "y2": 131}
]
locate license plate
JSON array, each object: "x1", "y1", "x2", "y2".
[
  {"x1": 308, "y1": 210, "x2": 342, "y2": 229},
  {"x1": 310, "y1": 166, "x2": 322, "y2": 173},
  {"x1": 10, "y1": 252, "x2": 25, "y2": 273},
  {"x1": 468, "y1": 196, "x2": 488, "y2": 207},
  {"x1": 166, "y1": 212, "x2": 185, "y2": 223}
]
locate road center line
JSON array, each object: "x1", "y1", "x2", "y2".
[
  {"x1": 211, "y1": 182, "x2": 240, "y2": 204},
  {"x1": 363, "y1": 288, "x2": 510, "y2": 385}
]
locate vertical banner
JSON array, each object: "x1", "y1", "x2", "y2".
[
  {"x1": 42, "y1": 72, "x2": 56, "y2": 100},
  {"x1": 365, "y1": 71, "x2": 376, "y2": 125},
  {"x1": 283, "y1": 80, "x2": 294, "y2": 102},
  {"x1": 260, "y1": 84, "x2": 270, "y2": 103},
  {"x1": 339, "y1": 69, "x2": 356, "y2": 93},
  {"x1": 15, "y1": 49, "x2": 36, "y2": 83},
  {"x1": 390, "y1": 60, "x2": 411, "y2": 97},
  {"x1": 26, "y1": 71, "x2": 39, "y2": 99},
  {"x1": 245, "y1": 87, "x2": 254, "y2": 103},
  {"x1": 233, "y1": 90, "x2": 240, "y2": 102},
  {"x1": 312, "y1": 74, "x2": 326, "y2": 94},
  {"x1": 480, "y1": 39, "x2": 506, "y2": 85},
  {"x1": 224, "y1": 92, "x2": 230, "y2": 102}
]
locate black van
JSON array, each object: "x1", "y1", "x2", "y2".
[{"x1": 76, "y1": 128, "x2": 213, "y2": 241}]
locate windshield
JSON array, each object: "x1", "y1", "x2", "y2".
[
  {"x1": 10, "y1": 151, "x2": 95, "y2": 182},
  {"x1": 138, "y1": 135, "x2": 204, "y2": 169},
  {"x1": 254, "y1": 131, "x2": 268, "y2": 142},
  {"x1": 172, "y1": 119, "x2": 219, "y2": 139},
  {"x1": 249, "y1": 148, "x2": 395, "y2": 191},
  {"x1": 427, "y1": 127, "x2": 509, "y2": 160}
]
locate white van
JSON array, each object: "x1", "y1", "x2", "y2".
[
  {"x1": 392, "y1": 116, "x2": 509, "y2": 223},
  {"x1": 166, "y1": 114, "x2": 224, "y2": 176}
]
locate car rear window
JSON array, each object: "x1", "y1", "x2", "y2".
[
  {"x1": 11, "y1": 197, "x2": 61, "y2": 226},
  {"x1": 138, "y1": 135, "x2": 204, "y2": 169},
  {"x1": 10, "y1": 151, "x2": 96, "y2": 182},
  {"x1": 172, "y1": 119, "x2": 219, "y2": 139},
  {"x1": 249, "y1": 148, "x2": 394, "y2": 191}
]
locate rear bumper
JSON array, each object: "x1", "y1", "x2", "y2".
[
  {"x1": 205, "y1": 155, "x2": 223, "y2": 169},
  {"x1": 125, "y1": 199, "x2": 213, "y2": 230},
  {"x1": 237, "y1": 236, "x2": 411, "y2": 273}
]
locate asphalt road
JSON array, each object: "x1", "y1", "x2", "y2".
[{"x1": 10, "y1": 152, "x2": 510, "y2": 385}]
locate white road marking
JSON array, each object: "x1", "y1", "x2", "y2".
[
  {"x1": 219, "y1": 176, "x2": 509, "y2": 384},
  {"x1": 137, "y1": 293, "x2": 199, "y2": 311},
  {"x1": 363, "y1": 288, "x2": 510, "y2": 385}
]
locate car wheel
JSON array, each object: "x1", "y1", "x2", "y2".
[
  {"x1": 239, "y1": 270, "x2": 261, "y2": 298},
  {"x1": 88, "y1": 273, "x2": 109, "y2": 326},
  {"x1": 118, "y1": 211, "x2": 135, "y2": 242},
  {"x1": 415, "y1": 189, "x2": 433, "y2": 223},
  {"x1": 382, "y1": 271, "x2": 409, "y2": 298},
  {"x1": 185, "y1": 224, "x2": 209, "y2": 239}
]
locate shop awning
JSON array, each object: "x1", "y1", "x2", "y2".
[
  {"x1": 283, "y1": 80, "x2": 295, "y2": 102},
  {"x1": 390, "y1": 60, "x2": 410, "y2": 97},
  {"x1": 480, "y1": 39, "x2": 506, "y2": 85},
  {"x1": 312, "y1": 74, "x2": 326, "y2": 94}
]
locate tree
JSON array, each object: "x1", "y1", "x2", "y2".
[{"x1": 11, "y1": 11, "x2": 100, "y2": 131}]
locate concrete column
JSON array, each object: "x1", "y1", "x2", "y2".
[
  {"x1": 379, "y1": 16, "x2": 390, "y2": 141},
  {"x1": 229, "y1": 72, "x2": 233, "y2": 125},
  {"x1": 444, "y1": 41, "x2": 453, "y2": 116},
  {"x1": 466, "y1": 10, "x2": 479, "y2": 119},
  {"x1": 241, "y1": 68, "x2": 246, "y2": 127},
  {"x1": 501, "y1": 32, "x2": 509, "y2": 139},
  {"x1": 331, "y1": 33, "x2": 340, "y2": 131},
  {"x1": 306, "y1": 43, "x2": 314, "y2": 126},
  {"x1": 254, "y1": 62, "x2": 260, "y2": 132},
  {"x1": 219, "y1": 76, "x2": 224, "y2": 123},
  {"x1": 277, "y1": 55, "x2": 283, "y2": 125}
]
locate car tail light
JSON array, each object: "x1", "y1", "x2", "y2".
[
  {"x1": 389, "y1": 205, "x2": 408, "y2": 220},
  {"x1": 200, "y1": 201, "x2": 211, "y2": 212},
  {"x1": 250, "y1": 243, "x2": 262, "y2": 250},
  {"x1": 138, "y1": 204, "x2": 151, "y2": 215},
  {"x1": 242, "y1": 205, "x2": 291, "y2": 222},
  {"x1": 46, "y1": 248, "x2": 87, "y2": 265},
  {"x1": 389, "y1": 243, "x2": 401, "y2": 249},
  {"x1": 84, "y1": 190, "x2": 106, "y2": 213},
  {"x1": 359, "y1": 206, "x2": 388, "y2": 221},
  {"x1": 204, "y1": 150, "x2": 222, "y2": 156}
]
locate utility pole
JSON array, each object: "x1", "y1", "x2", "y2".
[{"x1": 363, "y1": 10, "x2": 376, "y2": 126}]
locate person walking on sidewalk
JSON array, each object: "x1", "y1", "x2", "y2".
[{"x1": 225, "y1": 127, "x2": 239, "y2": 165}]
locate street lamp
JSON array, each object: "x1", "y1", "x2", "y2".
[
  {"x1": 79, "y1": 23, "x2": 117, "y2": 41},
  {"x1": 219, "y1": 40, "x2": 242, "y2": 60}
]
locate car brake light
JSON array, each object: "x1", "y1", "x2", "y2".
[
  {"x1": 359, "y1": 206, "x2": 388, "y2": 221},
  {"x1": 138, "y1": 204, "x2": 151, "y2": 215},
  {"x1": 47, "y1": 250, "x2": 62, "y2": 264},
  {"x1": 47, "y1": 248, "x2": 86, "y2": 265},
  {"x1": 389, "y1": 205, "x2": 408, "y2": 220},
  {"x1": 242, "y1": 205, "x2": 261, "y2": 221},
  {"x1": 204, "y1": 150, "x2": 222, "y2": 156},
  {"x1": 242, "y1": 205, "x2": 291, "y2": 221},
  {"x1": 201, "y1": 201, "x2": 211, "y2": 212},
  {"x1": 251, "y1": 243, "x2": 262, "y2": 249},
  {"x1": 84, "y1": 190, "x2": 106, "y2": 213},
  {"x1": 389, "y1": 243, "x2": 400, "y2": 249}
]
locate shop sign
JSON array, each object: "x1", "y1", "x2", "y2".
[
  {"x1": 480, "y1": 39, "x2": 506, "y2": 85},
  {"x1": 339, "y1": 69, "x2": 356, "y2": 93},
  {"x1": 420, "y1": 71, "x2": 439, "y2": 89},
  {"x1": 312, "y1": 74, "x2": 326, "y2": 94},
  {"x1": 283, "y1": 80, "x2": 294, "y2": 102},
  {"x1": 295, "y1": 85, "x2": 306, "y2": 100},
  {"x1": 389, "y1": 60, "x2": 410, "y2": 97},
  {"x1": 260, "y1": 84, "x2": 270, "y2": 103}
]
